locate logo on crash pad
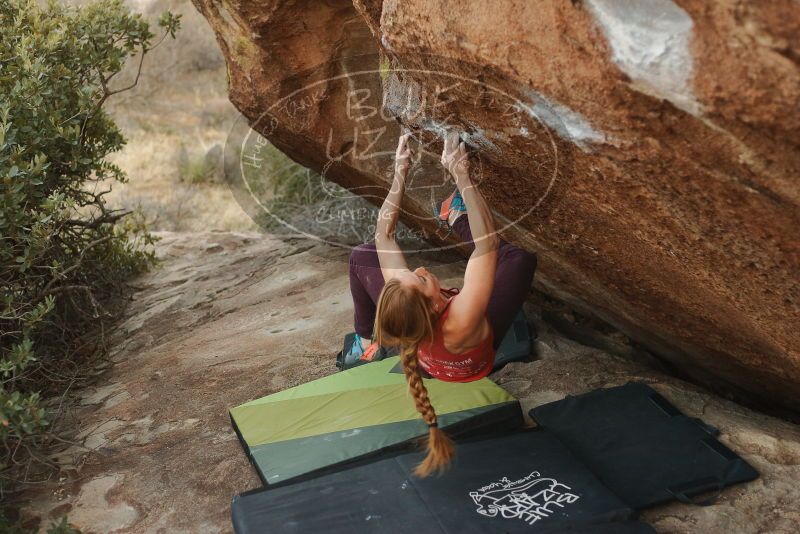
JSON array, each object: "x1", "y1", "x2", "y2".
[{"x1": 469, "y1": 470, "x2": 580, "y2": 525}]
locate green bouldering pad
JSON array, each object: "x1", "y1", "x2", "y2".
[{"x1": 230, "y1": 356, "x2": 522, "y2": 486}]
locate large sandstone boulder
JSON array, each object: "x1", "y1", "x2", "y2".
[{"x1": 191, "y1": 0, "x2": 799, "y2": 410}]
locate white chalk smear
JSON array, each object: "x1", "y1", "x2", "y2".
[
  {"x1": 384, "y1": 71, "x2": 422, "y2": 123},
  {"x1": 418, "y1": 119, "x2": 506, "y2": 153},
  {"x1": 520, "y1": 89, "x2": 606, "y2": 149},
  {"x1": 585, "y1": 0, "x2": 701, "y2": 115},
  {"x1": 384, "y1": 70, "x2": 604, "y2": 151},
  {"x1": 380, "y1": 34, "x2": 393, "y2": 52}
]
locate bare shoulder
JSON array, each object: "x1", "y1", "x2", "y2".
[
  {"x1": 445, "y1": 289, "x2": 488, "y2": 335},
  {"x1": 441, "y1": 299, "x2": 491, "y2": 353}
]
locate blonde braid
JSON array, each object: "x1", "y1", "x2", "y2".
[
  {"x1": 401, "y1": 345, "x2": 437, "y2": 426},
  {"x1": 373, "y1": 277, "x2": 455, "y2": 476},
  {"x1": 400, "y1": 344, "x2": 455, "y2": 477}
]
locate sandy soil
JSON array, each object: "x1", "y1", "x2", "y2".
[{"x1": 15, "y1": 230, "x2": 800, "y2": 533}]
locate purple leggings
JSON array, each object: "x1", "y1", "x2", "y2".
[{"x1": 348, "y1": 214, "x2": 537, "y2": 350}]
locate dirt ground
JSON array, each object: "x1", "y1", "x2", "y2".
[{"x1": 17, "y1": 230, "x2": 800, "y2": 533}]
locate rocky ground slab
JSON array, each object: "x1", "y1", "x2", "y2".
[{"x1": 19, "y1": 231, "x2": 800, "y2": 533}]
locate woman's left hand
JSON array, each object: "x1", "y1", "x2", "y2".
[
  {"x1": 441, "y1": 131, "x2": 469, "y2": 183},
  {"x1": 395, "y1": 132, "x2": 414, "y2": 177}
]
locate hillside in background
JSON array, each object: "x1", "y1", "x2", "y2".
[{"x1": 69, "y1": 0, "x2": 253, "y2": 232}]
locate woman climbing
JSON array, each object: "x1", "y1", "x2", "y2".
[{"x1": 346, "y1": 131, "x2": 538, "y2": 476}]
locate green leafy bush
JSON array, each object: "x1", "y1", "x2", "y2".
[{"x1": 0, "y1": 0, "x2": 180, "y2": 507}]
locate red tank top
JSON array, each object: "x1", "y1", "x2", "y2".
[{"x1": 417, "y1": 287, "x2": 495, "y2": 382}]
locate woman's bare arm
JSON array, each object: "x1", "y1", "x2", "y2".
[
  {"x1": 441, "y1": 132, "x2": 499, "y2": 332},
  {"x1": 375, "y1": 133, "x2": 413, "y2": 282}
]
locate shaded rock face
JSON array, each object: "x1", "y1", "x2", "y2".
[{"x1": 191, "y1": 0, "x2": 800, "y2": 410}]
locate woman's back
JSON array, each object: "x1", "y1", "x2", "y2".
[{"x1": 417, "y1": 288, "x2": 495, "y2": 382}]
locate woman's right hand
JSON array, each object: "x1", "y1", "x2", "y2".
[
  {"x1": 395, "y1": 132, "x2": 414, "y2": 178},
  {"x1": 440, "y1": 131, "x2": 470, "y2": 185}
]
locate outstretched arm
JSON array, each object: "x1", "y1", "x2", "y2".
[
  {"x1": 441, "y1": 132, "x2": 499, "y2": 331},
  {"x1": 375, "y1": 133, "x2": 413, "y2": 282}
]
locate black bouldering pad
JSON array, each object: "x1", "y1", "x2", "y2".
[
  {"x1": 231, "y1": 429, "x2": 651, "y2": 533},
  {"x1": 492, "y1": 308, "x2": 534, "y2": 370},
  {"x1": 529, "y1": 381, "x2": 759, "y2": 509}
]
